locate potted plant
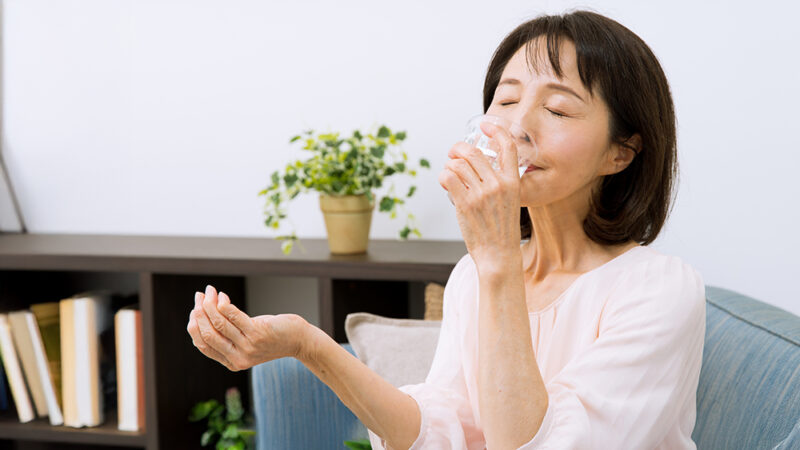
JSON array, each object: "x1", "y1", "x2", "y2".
[
  {"x1": 259, "y1": 124, "x2": 430, "y2": 255},
  {"x1": 188, "y1": 387, "x2": 255, "y2": 450}
]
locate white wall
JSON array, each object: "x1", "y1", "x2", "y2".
[{"x1": 2, "y1": 0, "x2": 798, "y2": 315}]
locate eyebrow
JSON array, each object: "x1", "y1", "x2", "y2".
[{"x1": 497, "y1": 78, "x2": 586, "y2": 103}]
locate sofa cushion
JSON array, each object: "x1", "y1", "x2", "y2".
[
  {"x1": 692, "y1": 286, "x2": 800, "y2": 449},
  {"x1": 344, "y1": 312, "x2": 442, "y2": 388},
  {"x1": 251, "y1": 343, "x2": 368, "y2": 449}
]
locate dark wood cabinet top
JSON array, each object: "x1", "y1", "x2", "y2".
[{"x1": 0, "y1": 233, "x2": 467, "y2": 280}]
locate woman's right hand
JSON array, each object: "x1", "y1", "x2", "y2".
[{"x1": 186, "y1": 284, "x2": 318, "y2": 371}]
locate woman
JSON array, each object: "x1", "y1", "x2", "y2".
[{"x1": 186, "y1": 9, "x2": 706, "y2": 449}]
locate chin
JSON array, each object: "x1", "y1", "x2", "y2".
[{"x1": 519, "y1": 192, "x2": 552, "y2": 208}]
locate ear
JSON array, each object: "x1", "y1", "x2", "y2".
[{"x1": 600, "y1": 133, "x2": 641, "y2": 176}]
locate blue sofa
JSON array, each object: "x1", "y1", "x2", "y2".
[{"x1": 251, "y1": 286, "x2": 800, "y2": 449}]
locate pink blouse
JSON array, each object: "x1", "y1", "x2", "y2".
[{"x1": 368, "y1": 245, "x2": 706, "y2": 449}]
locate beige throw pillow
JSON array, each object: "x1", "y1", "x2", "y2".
[{"x1": 344, "y1": 312, "x2": 442, "y2": 388}]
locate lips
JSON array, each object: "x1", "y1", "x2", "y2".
[{"x1": 524, "y1": 165, "x2": 542, "y2": 173}]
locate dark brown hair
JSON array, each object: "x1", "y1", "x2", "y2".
[{"x1": 483, "y1": 9, "x2": 678, "y2": 246}]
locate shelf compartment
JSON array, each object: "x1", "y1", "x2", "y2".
[{"x1": 0, "y1": 410, "x2": 146, "y2": 447}]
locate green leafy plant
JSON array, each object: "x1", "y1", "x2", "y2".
[
  {"x1": 343, "y1": 438, "x2": 372, "y2": 449},
  {"x1": 259, "y1": 124, "x2": 431, "y2": 255},
  {"x1": 188, "y1": 387, "x2": 255, "y2": 450}
]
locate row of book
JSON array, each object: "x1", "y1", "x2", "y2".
[{"x1": 0, "y1": 290, "x2": 145, "y2": 431}]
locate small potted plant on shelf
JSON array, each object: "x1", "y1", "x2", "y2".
[
  {"x1": 259, "y1": 124, "x2": 430, "y2": 255},
  {"x1": 188, "y1": 387, "x2": 255, "y2": 450}
]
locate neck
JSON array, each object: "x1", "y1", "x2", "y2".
[{"x1": 522, "y1": 181, "x2": 605, "y2": 282}]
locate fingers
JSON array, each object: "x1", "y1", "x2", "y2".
[
  {"x1": 202, "y1": 285, "x2": 247, "y2": 348},
  {"x1": 444, "y1": 158, "x2": 481, "y2": 191},
  {"x1": 448, "y1": 142, "x2": 496, "y2": 182},
  {"x1": 480, "y1": 122, "x2": 519, "y2": 178},
  {"x1": 439, "y1": 165, "x2": 468, "y2": 203},
  {"x1": 216, "y1": 291, "x2": 256, "y2": 336},
  {"x1": 194, "y1": 291, "x2": 237, "y2": 357},
  {"x1": 186, "y1": 305, "x2": 235, "y2": 370}
]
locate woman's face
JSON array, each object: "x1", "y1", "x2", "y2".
[{"x1": 486, "y1": 37, "x2": 633, "y2": 209}]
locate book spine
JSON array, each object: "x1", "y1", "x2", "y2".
[
  {"x1": 0, "y1": 314, "x2": 34, "y2": 423},
  {"x1": 8, "y1": 312, "x2": 48, "y2": 418},
  {"x1": 26, "y1": 313, "x2": 64, "y2": 425},
  {"x1": 30, "y1": 302, "x2": 62, "y2": 412},
  {"x1": 60, "y1": 299, "x2": 77, "y2": 427},
  {"x1": 135, "y1": 310, "x2": 145, "y2": 431},
  {"x1": 0, "y1": 358, "x2": 8, "y2": 411}
]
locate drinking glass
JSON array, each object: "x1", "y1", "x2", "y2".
[{"x1": 447, "y1": 114, "x2": 539, "y2": 204}]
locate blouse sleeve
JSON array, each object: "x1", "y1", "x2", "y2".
[
  {"x1": 368, "y1": 254, "x2": 483, "y2": 450},
  {"x1": 519, "y1": 257, "x2": 707, "y2": 449}
]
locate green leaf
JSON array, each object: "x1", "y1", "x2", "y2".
[
  {"x1": 289, "y1": 135, "x2": 301, "y2": 143},
  {"x1": 395, "y1": 131, "x2": 407, "y2": 140},
  {"x1": 343, "y1": 439, "x2": 372, "y2": 450},
  {"x1": 394, "y1": 162, "x2": 405, "y2": 172},
  {"x1": 201, "y1": 429, "x2": 216, "y2": 447},
  {"x1": 221, "y1": 423, "x2": 240, "y2": 439},
  {"x1": 406, "y1": 185, "x2": 416, "y2": 197},
  {"x1": 283, "y1": 173, "x2": 298, "y2": 188},
  {"x1": 216, "y1": 438, "x2": 238, "y2": 450},
  {"x1": 209, "y1": 405, "x2": 225, "y2": 418},
  {"x1": 238, "y1": 429, "x2": 256, "y2": 437},
  {"x1": 384, "y1": 167, "x2": 395, "y2": 176},
  {"x1": 189, "y1": 400, "x2": 220, "y2": 422},
  {"x1": 271, "y1": 171, "x2": 280, "y2": 185},
  {"x1": 399, "y1": 226, "x2": 411, "y2": 239},
  {"x1": 419, "y1": 158, "x2": 430, "y2": 168},
  {"x1": 377, "y1": 125, "x2": 391, "y2": 138},
  {"x1": 319, "y1": 132, "x2": 337, "y2": 142},
  {"x1": 379, "y1": 196, "x2": 394, "y2": 212},
  {"x1": 353, "y1": 130, "x2": 363, "y2": 140},
  {"x1": 412, "y1": 227, "x2": 422, "y2": 238},
  {"x1": 281, "y1": 240, "x2": 294, "y2": 255},
  {"x1": 370, "y1": 146, "x2": 385, "y2": 159}
]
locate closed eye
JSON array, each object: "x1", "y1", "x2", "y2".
[{"x1": 500, "y1": 102, "x2": 568, "y2": 118}]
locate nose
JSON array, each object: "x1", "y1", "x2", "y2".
[
  {"x1": 498, "y1": 100, "x2": 537, "y2": 136},
  {"x1": 502, "y1": 104, "x2": 539, "y2": 163}
]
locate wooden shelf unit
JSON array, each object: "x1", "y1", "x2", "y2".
[{"x1": 0, "y1": 233, "x2": 465, "y2": 449}]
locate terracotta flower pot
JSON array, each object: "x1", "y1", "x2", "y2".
[{"x1": 318, "y1": 193, "x2": 375, "y2": 254}]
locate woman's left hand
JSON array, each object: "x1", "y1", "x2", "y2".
[
  {"x1": 438, "y1": 122, "x2": 523, "y2": 274},
  {"x1": 186, "y1": 285, "x2": 311, "y2": 371}
]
